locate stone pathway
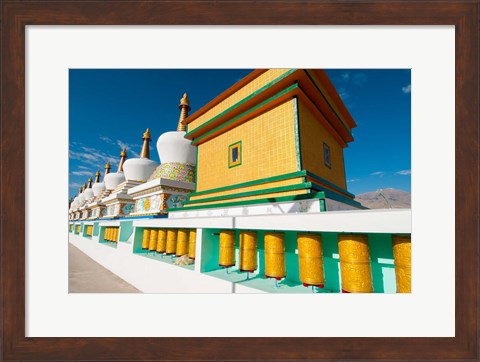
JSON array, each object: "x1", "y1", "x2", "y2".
[{"x1": 69, "y1": 243, "x2": 140, "y2": 293}]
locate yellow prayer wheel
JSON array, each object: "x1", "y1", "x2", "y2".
[
  {"x1": 297, "y1": 233, "x2": 325, "y2": 287},
  {"x1": 338, "y1": 234, "x2": 373, "y2": 293},
  {"x1": 392, "y1": 235, "x2": 411, "y2": 293},
  {"x1": 105, "y1": 227, "x2": 110, "y2": 241},
  {"x1": 264, "y1": 232, "x2": 286, "y2": 279},
  {"x1": 239, "y1": 231, "x2": 257, "y2": 272},
  {"x1": 156, "y1": 229, "x2": 167, "y2": 253},
  {"x1": 142, "y1": 229, "x2": 151, "y2": 250},
  {"x1": 165, "y1": 229, "x2": 177, "y2": 255},
  {"x1": 115, "y1": 227, "x2": 119, "y2": 242},
  {"x1": 176, "y1": 229, "x2": 189, "y2": 256},
  {"x1": 149, "y1": 229, "x2": 158, "y2": 251},
  {"x1": 112, "y1": 228, "x2": 117, "y2": 242},
  {"x1": 219, "y1": 230, "x2": 236, "y2": 267},
  {"x1": 188, "y1": 229, "x2": 196, "y2": 259}
]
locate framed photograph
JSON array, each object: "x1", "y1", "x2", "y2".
[{"x1": 2, "y1": 1, "x2": 478, "y2": 361}]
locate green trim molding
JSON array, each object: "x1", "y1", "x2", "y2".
[
  {"x1": 183, "y1": 182, "x2": 312, "y2": 206},
  {"x1": 292, "y1": 96, "x2": 302, "y2": 171},
  {"x1": 186, "y1": 69, "x2": 297, "y2": 136},
  {"x1": 171, "y1": 191, "x2": 330, "y2": 212},
  {"x1": 191, "y1": 83, "x2": 300, "y2": 145},
  {"x1": 303, "y1": 70, "x2": 352, "y2": 137},
  {"x1": 310, "y1": 183, "x2": 365, "y2": 209},
  {"x1": 306, "y1": 170, "x2": 355, "y2": 199},
  {"x1": 188, "y1": 170, "x2": 306, "y2": 198}
]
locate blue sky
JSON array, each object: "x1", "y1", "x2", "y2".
[{"x1": 69, "y1": 69, "x2": 410, "y2": 199}]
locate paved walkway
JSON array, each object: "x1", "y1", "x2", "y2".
[{"x1": 69, "y1": 243, "x2": 140, "y2": 293}]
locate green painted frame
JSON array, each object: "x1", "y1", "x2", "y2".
[{"x1": 228, "y1": 140, "x2": 242, "y2": 168}]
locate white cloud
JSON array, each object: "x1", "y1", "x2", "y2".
[
  {"x1": 370, "y1": 171, "x2": 385, "y2": 177},
  {"x1": 71, "y1": 170, "x2": 94, "y2": 176},
  {"x1": 99, "y1": 135, "x2": 115, "y2": 144},
  {"x1": 69, "y1": 182, "x2": 83, "y2": 188},
  {"x1": 347, "y1": 178, "x2": 360, "y2": 183},
  {"x1": 396, "y1": 169, "x2": 411, "y2": 175},
  {"x1": 402, "y1": 84, "x2": 411, "y2": 93},
  {"x1": 341, "y1": 72, "x2": 350, "y2": 82},
  {"x1": 69, "y1": 146, "x2": 118, "y2": 168}
]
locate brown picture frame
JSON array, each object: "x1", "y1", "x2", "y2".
[{"x1": 1, "y1": 1, "x2": 478, "y2": 361}]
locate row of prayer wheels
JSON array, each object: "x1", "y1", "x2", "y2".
[
  {"x1": 104, "y1": 227, "x2": 119, "y2": 242},
  {"x1": 141, "y1": 228, "x2": 197, "y2": 259},
  {"x1": 218, "y1": 230, "x2": 411, "y2": 293},
  {"x1": 85, "y1": 225, "x2": 93, "y2": 237}
]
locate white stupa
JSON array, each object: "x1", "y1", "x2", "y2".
[
  {"x1": 123, "y1": 129, "x2": 159, "y2": 182},
  {"x1": 92, "y1": 169, "x2": 105, "y2": 197},
  {"x1": 78, "y1": 183, "x2": 87, "y2": 204},
  {"x1": 87, "y1": 161, "x2": 112, "y2": 220},
  {"x1": 84, "y1": 177, "x2": 94, "y2": 200},
  {"x1": 148, "y1": 93, "x2": 196, "y2": 183},
  {"x1": 128, "y1": 93, "x2": 197, "y2": 216},
  {"x1": 102, "y1": 131, "x2": 157, "y2": 219},
  {"x1": 104, "y1": 149, "x2": 127, "y2": 190}
]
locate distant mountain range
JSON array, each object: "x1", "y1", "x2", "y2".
[{"x1": 355, "y1": 188, "x2": 411, "y2": 209}]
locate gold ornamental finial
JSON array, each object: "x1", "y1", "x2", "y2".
[
  {"x1": 140, "y1": 129, "x2": 151, "y2": 159},
  {"x1": 118, "y1": 148, "x2": 127, "y2": 172},
  {"x1": 177, "y1": 93, "x2": 191, "y2": 132},
  {"x1": 83, "y1": 183, "x2": 87, "y2": 192},
  {"x1": 87, "y1": 177, "x2": 93, "y2": 188},
  {"x1": 95, "y1": 170, "x2": 101, "y2": 183},
  {"x1": 78, "y1": 187, "x2": 82, "y2": 195},
  {"x1": 105, "y1": 161, "x2": 111, "y2": 173}
]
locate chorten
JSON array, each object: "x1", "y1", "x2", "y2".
[
  {"x1": 87, "y1": 162, "x2": 111, "y2": 219},
  {"x1": 79, "y1": 178, "x2": 95, "y2": 219},
  {"x1": 128, "y1": 93, "x2": 196, "y2": 216},
  {"x1": 102, "y1": 130, "x2": 159, "y2": 218}
]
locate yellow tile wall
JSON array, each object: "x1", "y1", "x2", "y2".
[
  {"x1": 186, "y1": 189, "x2": 308, "y2": 208},
  {"x1": 306, "y1": 71, "x2": 352, "y2": 132},
  {"x1": 196, "y1": 100, "x2": 298, "y2": 192},
  {"x1": 189, "y1": 177, "x2": 304, "y2": 201},
  {"x1": 189, "y1": 69, "x2": 291, "y2": 132},
  {"x1": 298, "y1": 101, "x2": 347, "y2": 190}
]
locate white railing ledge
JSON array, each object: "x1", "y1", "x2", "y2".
[
  {"x1": 233, "y1": 209, "x2": 411, "y2": 234},
  {"x1": 132, "y1": 216, "x2": 234, "y2": 229}
]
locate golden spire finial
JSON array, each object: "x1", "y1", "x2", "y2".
[
  {"x1": 118, "y1": 148, "x2": 127, "y2": 172},
  {"x1": 78, "y1": 187, "x2": 82, "y2": 195},
  {"x1": 82, "y1": 183, "x2": 87, "y2": 192},
  {"x1": 87, "y1": 177, "x2": 93, "y2": 188},
  {"x1": 95, "y1": 170, "x2": 101, "y2": 183},
  {"x1": 177, "y1": 93, "x2": 191, "y2": 132},
  {"x1": 140, "y1": 129, "x2": 151, "y2": 159}
]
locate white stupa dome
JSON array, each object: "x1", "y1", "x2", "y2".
[
  {"x1": 78, "y1": 184, "x2": 86, "y2": 203},
  {"x1": 104, "y1": 171, "x2": 125, "y2": 190},
  {"x1": 157, "y1": 131, "x2": 196, "y2": 165},
  {"x1": 92, "y1": 182, "x2": 106, "y2": 196},
  {"x1": 84, "y1": 188, "x2": 94, "y2": 200},
  {"x1": 92, "y1": 169, "x2": 106, "y2": 196},
  {"x1": 122, "y1": 129, "x2": 158, "y2": 182},
  {"x1": 123, "y1": 158, "x2": 158, "y2": 182}
]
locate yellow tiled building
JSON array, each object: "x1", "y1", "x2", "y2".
[{"x1": 182, "y1": 69, "x2": 362, "y2": 211}]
